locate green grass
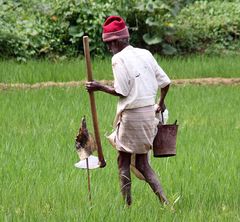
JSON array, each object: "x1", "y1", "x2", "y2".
[
  {"x1": 0, "y1": 85, "x2": 239, "y2": 221},
  {"x1": 157, "y1": 55, "x2": 240, "y2": 79},
  {"x1": 0, "y1": 55, "x2": 240, "y2": 84},
  {"x1": 0, "y1": 59, "x2": 111, "y2": 84}
]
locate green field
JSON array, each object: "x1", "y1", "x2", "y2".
[
  {"x1": 1, "y1": 55, "x2": 240, "y2": 83},
  {"x1": 0, "y1": 84, "x2": 239, "y2": 221}
]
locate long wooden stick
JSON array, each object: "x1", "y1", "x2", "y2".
[
  {"x1": 86, "y1": 158, "x2": 91, "y2": 201},
  {"x1": 83, "y1": 36, "x2": 106, "y2": 168}
]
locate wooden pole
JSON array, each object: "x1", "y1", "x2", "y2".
[
  {"x1": 86, "y1": 158, "x2": 91, "y2": 201},
  {"x1": 83, "y1": 36, "x2": 106, "y2": 168}
]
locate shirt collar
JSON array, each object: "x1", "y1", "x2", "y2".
[{"x1": 118, "y1": 45, "x2": 133, "y2": 54}]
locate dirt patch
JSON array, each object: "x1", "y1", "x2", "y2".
[
  {"x1": 172, "y1": 78, "x2": 240, "y2": 86},
  {"x1": 0, "y1": 78, "x2": 240, "y2": 90}
]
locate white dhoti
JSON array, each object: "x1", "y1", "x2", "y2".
[
  {"x1": 107, "y1": 105, "x2": 159, "y2": 180},
  {"x1": 108, "y1": 105, "x2": 159, "y2": 154}
]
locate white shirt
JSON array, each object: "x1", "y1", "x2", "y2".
[{"x1": 112, "y1": 45, "x2": 171, "y2": 124}]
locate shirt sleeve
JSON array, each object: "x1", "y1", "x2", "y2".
[
  {"x1": 112, "y1": 56, "x2": 130, "y2": 96},
  {"x1": 151, "y1": 54, "x2": 171, "y2": 88}
]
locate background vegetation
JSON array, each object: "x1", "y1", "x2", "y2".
[
  {"x1": 0, "y1": 85, "x2": 239, "y2": 221},
  {"x1": 1, "y1": 0, "x2": 240, "y2": 61},
  {"x1": 1, "y1": 55, "x2": 240, "y2": 84},
  {"x1": 1, "y1": 1, "x2": 239, "y2": 221}
]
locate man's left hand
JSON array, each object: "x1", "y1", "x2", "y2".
[{"x1": 156, "y1": 102, "x2": 166, "y2": 113}]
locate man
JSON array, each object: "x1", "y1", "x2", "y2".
[{"x1": 86, "y1": 16, "x2": 171, "y2": 206}]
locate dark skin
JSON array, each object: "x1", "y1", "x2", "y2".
[{"x1": 85, "y1": 39, "x2": 170, "y2": 206}]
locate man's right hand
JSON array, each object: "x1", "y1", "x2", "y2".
[
  {"x1": 86, "y1": 81, "x2": 123, "y2": 97},
  {"x1": 85, "y1": 81, "x2": 102, "y2": 93}
]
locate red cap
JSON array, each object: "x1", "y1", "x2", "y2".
[{"x1": 102, "y1": 16, "x2": 129, "y2": 42}]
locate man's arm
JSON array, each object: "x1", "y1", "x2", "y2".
[
  {"x1": 156, "y1": 84, "x2": 170, "y2": 113},
  {"x1": 85, "y1": 81, "x2": 123, "y2": 97}
]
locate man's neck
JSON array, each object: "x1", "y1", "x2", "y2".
[{"x1": 118, "y1": 43, "x2": 130, "y2": 52}]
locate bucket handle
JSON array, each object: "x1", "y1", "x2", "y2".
[{"x1": 160, "y1": 111, "x2": 177, "y2": 125}]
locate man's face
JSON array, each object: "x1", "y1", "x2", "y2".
[{"x1": 106, "y1": 40, "x2": 119, "y2": 55}]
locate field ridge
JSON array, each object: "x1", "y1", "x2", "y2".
[{"x1": 0, "y1": 77, "x2": 240, "y2": 90}]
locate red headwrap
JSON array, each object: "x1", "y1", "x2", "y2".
[{"x1": 102, "y1": 16, "x2": 129, "y2": 42}]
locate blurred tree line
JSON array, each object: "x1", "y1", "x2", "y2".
[{"x1": 0, "y1": 0, "x2": 240, "y2": 61}]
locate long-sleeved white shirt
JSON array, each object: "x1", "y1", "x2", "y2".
[{"x1": 112, "y1": 45, "x2": 171, "y2": 124}]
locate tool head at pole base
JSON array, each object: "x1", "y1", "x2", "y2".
[
  {"x1": 74, "y1": 155, "x2": 101, "y2": 169},
  {"x1": 99, "y1": 159, "x2": 106, "y2": 168}
]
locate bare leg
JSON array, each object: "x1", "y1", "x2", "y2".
[
  {"x1": 118, "y1": 151, "x2": 132, "y2": 206},
  {"x1": 135, "y1": 153, "x2": 169, "y2": 204}
]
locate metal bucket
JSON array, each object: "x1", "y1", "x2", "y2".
[{"x1": 153, "y1": 120, "x2": 178, "y2": 158}]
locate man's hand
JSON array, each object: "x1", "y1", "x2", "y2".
[
  {"x1": 86, "y1": 80, "x2": 124, "y2": 97},
  {"x1": 156, "y1": 84, "x2": 170, "y2": 113},
  {"x1": 155, "y1": 102, "x2": 166, "y2": 113},
  {"x1": 85, "y1": 81, "x2": 102, "y2": 93}
]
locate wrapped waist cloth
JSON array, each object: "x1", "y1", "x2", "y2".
[{"x1": 107, "y1": 105, "x2": 159, "y2": 154}]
